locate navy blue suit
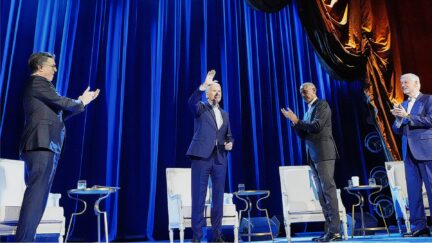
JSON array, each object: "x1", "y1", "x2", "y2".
[
  {"x1": 186, "y1": 88, "x2": 233, "y2": 241},
  {"x1": 393, "y1": 93, "x2": 432, "y2": 231},
  {"x1": 16, "y1": 75, "x2": 84, "y2": 242}
]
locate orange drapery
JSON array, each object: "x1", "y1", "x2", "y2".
[{"x1": 296, "y1": 0, "x2": 403, "y2": 160}]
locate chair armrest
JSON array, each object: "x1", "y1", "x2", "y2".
[
  {"x1": 223, "y1": 193, "x2": 233, "y2": 204},
  {"x1": 47, "y1": 193, "x2": 62, "y2": 207},
  {"x1": 168, "y1": 194, "x2": 182, "y2": 200},
  {"x1": 281, "y1": 193, "x2": 292, "y2": 213}
]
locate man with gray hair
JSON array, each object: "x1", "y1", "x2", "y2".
[
  {"x1": 391, "y1": 73, "x2": 432, "y2": 237},
  {"x1": 281, "y1": 82, "x2": 341, "y2": 242}
]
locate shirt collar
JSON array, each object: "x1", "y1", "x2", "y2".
[
  {"x1": 207, "y1": 100, "x2": 219, "y2": 108},
  {"x1": 408, "y1": 92, "x2": 420, "y2": 101},
  {"x1": 308, "y1": 97, "x2": 318, "y2": 108}
]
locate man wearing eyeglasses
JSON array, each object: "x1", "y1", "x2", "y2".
[{"x1": 15, "y1": 52, "x2": 100, "y2": 242}]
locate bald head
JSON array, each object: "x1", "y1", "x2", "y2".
[
  {"x1": 300, "y1": 82, "x2": 317, "y2": 104},
  {"x1": 206, "y1": 82, "x2": 222, "y2": 105}
]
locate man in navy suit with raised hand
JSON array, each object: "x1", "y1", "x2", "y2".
[
  {"x1": 186, "y1": 70, "x2": 233, "y2": 243},
  {"x1": 15, "y1": 52, "x2": 100, "y2": 242},
  {"x1": 391, "y1": 73, "x2": 432, "y2": 238}
]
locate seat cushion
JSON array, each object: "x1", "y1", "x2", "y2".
[
  {"x1": 288, "y1": 201, "x2": 323, "y2": 213},
  {"x1": 0, "y1": 206, "x2": 64, "y2": 223},
  {"x1": 182, "y1": 204, "x2": 237, "y2": 219}
]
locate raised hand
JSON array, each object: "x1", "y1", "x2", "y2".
[
  {"x1": 200, "y1": 69, "x2": 217, "y2": 90},
  {"x1": 79, "y1": 86, "x2": 100, "y2": 106}
]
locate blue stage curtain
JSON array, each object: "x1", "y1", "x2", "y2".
[{"x1": 1, "y1": 0, "x2": 382, "y2": 240}]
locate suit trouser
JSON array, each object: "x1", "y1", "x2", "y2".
[
  {"x1": 15, "y1": 150, "x2": 59, "y2": 242},
  {"x1": 310, "y1": 160, "x2": 341, "y2": 234},
  {"x1": 191, "y1": 148, "x2": 227, "y2": 240},
  {"x1": 404, "y1": 146, "x2": 432, "y2": 230}
]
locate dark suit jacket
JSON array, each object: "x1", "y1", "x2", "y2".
[
  {"x1": 293, "y1": 99, "x2": 338, "y2": 162},
  {"x1": 392, "y1": 93, "x2": 432, "y2": 161},
  {"x1": 19, "y1": 75, "x2": 85, "y2": 155},
  {"x1": 186, "y1": 89, "x2": 233, "y2": 159}
]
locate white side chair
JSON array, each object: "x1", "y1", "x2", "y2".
[
  {"x1": 385, "y1": 161, "x2": 430, "y2": 233},
  {"x1": 279, "y1": 165, "x2": 348, "y2": 242},
  {"x1": 0, "y1": 158, "x2": 65, "y2": 242},
  {"x1": 166, "y1": 168, "x2": 238, "y2": 243}
]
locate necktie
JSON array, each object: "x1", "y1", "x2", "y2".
[{"x1": 407, "y1": 97, "x2": 416, "y2": 114}]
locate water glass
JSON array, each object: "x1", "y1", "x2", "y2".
[
  {"x1": 347, "y1": 179, "x2": 353, "y2": 188},
  {"x1": 351, "y1": 176, "x2": 360, "y2": 187},
  {"x1": 238, "y1": 183, "x2": 245, "y2": 192},
  {"x1": 77, "y1": 180, "x2": 87, "y2": 189},
  {"x1": 368, "y1": 178, "x2": 376, "y2": 186}
]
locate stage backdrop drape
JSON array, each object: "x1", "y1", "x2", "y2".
[
  {"x1": 387, "y1": 0, "x2": 432, "y2": 94},
  {"x1": 294, "y1": 0, "x2": 403, "y2": 160},
  {"x1": 1, "y1": 0, "x2": 384, "y2": 241}
]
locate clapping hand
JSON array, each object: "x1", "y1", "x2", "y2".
[
  {"x1": 390, "y1": 104, "x2": 408, "y2": 119},
  {"x1": 79, "y1": 86, "x2": 100, "y2": 106},
  {"x1": 281, "y1": 107, "x2": 299, "y2": 124}
]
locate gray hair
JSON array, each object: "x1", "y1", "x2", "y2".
[
  {"x1": 401, "y1": 73, "x2": 420, "y2": 84},
  {"x1": 300, "y1": 82, "x2": 316, "y2": 91},
  {"x1": 205, "y1": 81, "x2": 221, "y2": 93}
]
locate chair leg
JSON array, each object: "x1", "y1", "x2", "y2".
[
  {"x1": 342, "y1": 217, "x2": 348, "y2": 240},
  {"x1": 285, "y1": 223, "x2": 291, "y2": 243},
  {"x1": 396, "y1": 218, "x2": 403, "y2": 234},
  {"x1": 405, "y1": 218, "x2": 411, "y2": 233},
  {"x1": 180, "y1": 228, "x2": 184, "y2": 243},
  {"x1": 103, "y1": 212, "x2": 109, "y2": 243},
  {"x1": 234, "y1": 225, "x2": 239, "y2": 243},
  {"x1": 169, "y1": 229, "x2": 174, "y2": 243}
]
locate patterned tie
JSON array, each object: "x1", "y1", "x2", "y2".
[{"x1": 407, "y1": 97, "x2": 416, "y2": 114}]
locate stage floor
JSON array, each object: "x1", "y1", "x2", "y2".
[{"x1": 163, "y1": 233, "x2": 432, "y2": 242}]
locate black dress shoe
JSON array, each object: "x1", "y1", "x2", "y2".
[
  {"x1": 403, "y1": 227, "x2": 431, "y2": 237},
  {"x1": 316, "y1": 232, "x2": 342, "y2": 242},
  {"x1": 312, "y1": 233, "x2": 327, "y2": 241}
]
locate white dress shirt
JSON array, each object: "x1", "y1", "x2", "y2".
[{"x1": 212, "y1": 105, "x2": 223, "y2": 129}]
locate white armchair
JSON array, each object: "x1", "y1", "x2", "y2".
[
  {"x1": 385, "y1": 161, "x2": 429, "y2": 233},
  {"x1": 166, "y1": 168, "x2": 238, "y2": 243},
  {"x1": 0, "y1": 158, "x2": 65, "y2": 242},
  {"x1": 279, "y1": 165, "x2": 348, "y2": 242}
]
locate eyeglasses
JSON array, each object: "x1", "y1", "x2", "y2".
[{"x1": 43, "y1": 64, "x2": 57, "y2": 69}]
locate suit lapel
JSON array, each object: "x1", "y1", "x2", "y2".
[
  {"x1": 206, "y1": 102, "x2": 218, "y2": 129},
  {"x1": 410, "y1": 93, "x2": 424, "y2": 115},
  {"x1": 306, "y1": 100, "x2": 319, "y2": 121}
]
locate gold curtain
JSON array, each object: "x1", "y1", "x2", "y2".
[{"x1": 296, "y1": 0, "x2": 403, "y2": 160}]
